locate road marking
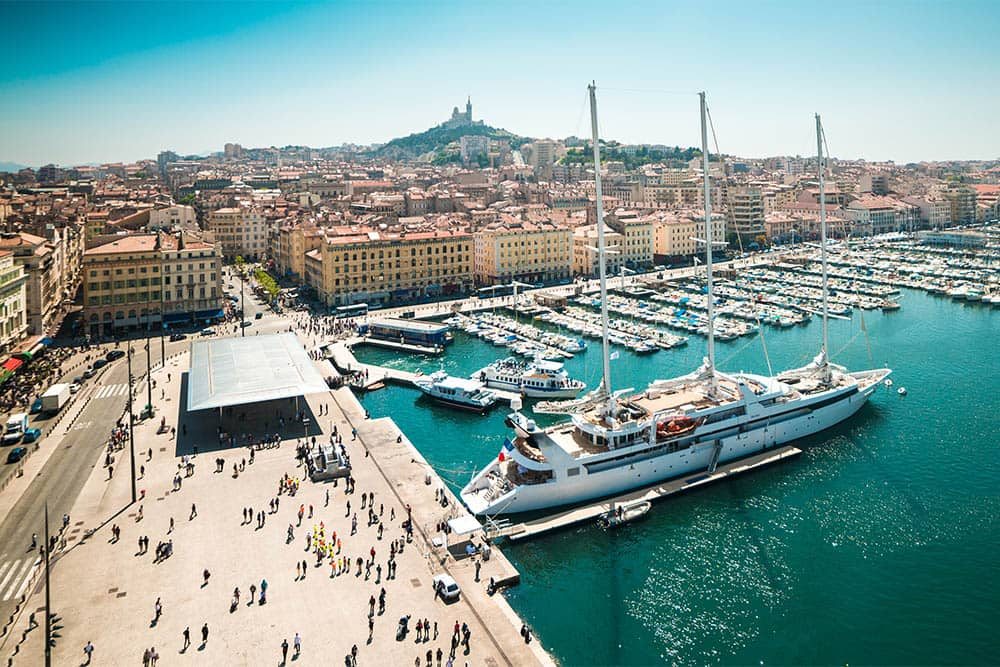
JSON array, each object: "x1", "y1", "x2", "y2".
[
  {"x1": 73, "y1": 421, "x2": 92, "y2": 431},
  {"x1": 95, "y1": 384, "x2": 129, "y2": 399},
  {"x1": 0, "y1": 560, "x2": 12, "y2": 583},
  {"x1": 0, "y1": 558, "x2": 29, "y2": 599},
  {"x1": 12, "y1": 561, "x2": 39, "y2": 600}
]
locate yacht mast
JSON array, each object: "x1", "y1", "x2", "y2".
[
  {"x1": 816, "y1": 113, "x2": 831, "y2": 382},
  {"x1": 588, "y1": 82, "x2": 614, "y2": 405},
  {"x1": 699, "y1": 92, "x2": 717, "y2": 395}
]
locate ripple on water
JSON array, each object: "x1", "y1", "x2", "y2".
[{"x1": 628, "y1": 506, "x2": 794, "y2": 664}]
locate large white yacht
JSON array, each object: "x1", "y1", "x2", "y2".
[
  {"x1": 460, "y1": 89, "x2": 890, "y2": 516},
  {"x1": 476, "y1": 357, "x2": 586, "y2": 399}
]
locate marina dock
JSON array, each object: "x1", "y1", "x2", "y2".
[
  {"x1": 498, "y1": 445, "x2": 802, "y2": 541},
  {"x1": 324, "y1": 339, "x2": 523, "y2": 403}
]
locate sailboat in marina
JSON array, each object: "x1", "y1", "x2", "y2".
[{"x1": 460, "y1": 87, "x2": 891, "y2": 516}]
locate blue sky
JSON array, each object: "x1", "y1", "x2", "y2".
[{"x1": 2, "y1": 0, "x2": 998, "y2": 166}]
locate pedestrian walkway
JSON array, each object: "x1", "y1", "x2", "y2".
[
  {"x1": 92, "y1": 383, "x2": 130, "y2": 399},
  {"x1": 0, "y1": 555, "x2": 39, "y2": 603}
]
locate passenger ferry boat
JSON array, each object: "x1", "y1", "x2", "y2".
[
  {"x1": 477, "y1": 357, "x2": 586, "y2": 399},
  {"x1": 413, "y1": 370, "x2": 499, "y2": 413},
  {"x1": 460, "y1": 88, "x2": 890, "y2": 516}
]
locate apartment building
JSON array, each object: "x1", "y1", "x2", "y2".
[
  {"x1": 942, "y1": 184, "x2": 978, "y2": 224},
  {"x1": 606, "y1": 212, "x2": 654, "y2": 270},
  {"x1": 473, "y1": 220, "x2": 572, "y2": 286},
  {"x1": 0, "y1": 232, "x2": 61, "y2": 335},
  {"x1": 148, "y1": 204, "x2": 197, "y2": 231},
  {"x1": 846, "y1": 196, "x2": 919, "y2": 236},
  {"x1": 0, "y1": 251, "x2": 27, "y2": 354},
  {"x1": 653, "y1": 211, "x2": 726, "y2": 263},
  {"x1": 274, "y1": 225, "x2": 323, "y2": 282},
  {"x1": 572, "y1": 225, "x2": 624, "y2": 278},
  {"x1": 206, "y1": 207, "x2": 266, "y2": 260},
  {"x1": 310, "y1": 229, "x2": 473, "y2": 307},
  {"x1": 728, "y1": 187, "x2": 765, "y2": 241},
  {"x1": 82, "y1": 233, "x2": 223, "y2": 336}
]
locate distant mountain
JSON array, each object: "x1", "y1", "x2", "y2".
[
  {"x1": 370, "y1": 122, "x2": 530, "y2": 163},
  {"x1": 0, "y1": 161, "x2": 28, "y2": 173}
]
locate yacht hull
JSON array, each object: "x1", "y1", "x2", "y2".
[{"x1": 462, "y1": 372, "x2": 886, "y2": 515}]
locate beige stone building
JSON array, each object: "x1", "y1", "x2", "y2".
[
  {"x1": 653, "y1": 211, "x2": 727, "y2": 262},
  {"x1": 0, "y1": 232, "x2": 61, "y2": 336},
  {"x1": 473, "y1": 221, "x2": 572, "y2": 286},
  {"x1": 0, "y1": 250, "x2": 27, "y2": 354},
  {"x1": 606, "y1": 212, "x2": 654, "y2": 269},
  {"x1": 274, "y1": 225, "x2": 324, "y2": 283},
  {"x1": 206, "y1": 207, "x2": 267, "y2": 260},
  {"x1": 82, "y1": 233, "x2": 223, "y2": 337},
  {"x1": 572, "y1": 225, "x2": 624, "y2": 278},
  {"x1": 307, "y1": 229, "x2": 473, "y2": 307}
]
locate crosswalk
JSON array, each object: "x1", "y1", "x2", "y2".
[
  {"x1": 93, "y1": 383, "x2": 130, "y2": 399},
  {"x1": 0, "y1": 556, "x2": 40, "y2": 602}
]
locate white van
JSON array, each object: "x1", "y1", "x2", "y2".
[{"x1": 4, "y1": 413, "x2": 29, "y2": 444}]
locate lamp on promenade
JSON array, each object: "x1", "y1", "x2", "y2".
[{"x1": 126, "y1": 341, "x2": 137, "y2": 504}]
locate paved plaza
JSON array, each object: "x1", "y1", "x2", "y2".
[{"x1": 3, "y1": 336, "x2": 552, "y2": 666}]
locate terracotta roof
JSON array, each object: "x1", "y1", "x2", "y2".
[{"x1": 85, "y1": 234, "x2": 160, "y2": 255}]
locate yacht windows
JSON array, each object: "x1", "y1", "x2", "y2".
[{"x1": 566, "y1": 467, "x2": 580, "y2": 476}]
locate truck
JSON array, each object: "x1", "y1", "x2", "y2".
[
  {"x1": 3, "y1": 413, "x2": 28, "y2": 445},
  {"x1": 41, "y1": 383, "x2": 72, "y2": 414}
]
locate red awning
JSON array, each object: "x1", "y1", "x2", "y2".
[{"x1": 2, "y1": 358, "x2": 24, "y2": 372}]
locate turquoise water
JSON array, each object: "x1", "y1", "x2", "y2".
[{"x1": 357, "y1": 290, "x2": 1000, "y2": 665}]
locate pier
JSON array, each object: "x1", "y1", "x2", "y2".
[
  {"x1": 495, "y1": 445, "x2": 802, "y2": 541},
  {"x1": 324, "y1": 339, "x2": 523, "y2": 404}
]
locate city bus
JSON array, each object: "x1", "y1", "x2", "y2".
[
  {"x1": 476, "y1": 285, "x2": 514, "y2": 299},
  {"x1": 335, "y1": 303, "x2": 369, "y2": 318}
]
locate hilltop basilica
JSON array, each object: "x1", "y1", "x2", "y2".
[{"x1": 440, "y1": 97, "x2": 485, "y2": 130}]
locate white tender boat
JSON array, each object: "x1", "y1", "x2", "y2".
[
  {"x1": 477, "y1": 357, "x2": 586, "y2": 399},
  {"x1": 413, "y1": 370, "x2": 498, "y2": 413}
]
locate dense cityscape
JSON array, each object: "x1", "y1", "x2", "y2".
[
  {"x1": 1, "y1": 96, "x2": 997, "y2": 349},
  {"x1": 1, "y1": 2, "x2": 999, "y2": 666}
]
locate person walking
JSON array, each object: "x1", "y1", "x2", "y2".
[
  {"x1": 182, "y1": 627, "x2": 190, "y2": 650},
  {"x1": 293, "y1": 633, "x2": 301, "y2": 657},
  {"x1": 190, "y1": 503, "x2": 197, "y2": 520},
  {"x1": 201, "y1": 623, "x2": 209, "y2": 645},
  {"x1": 83, "y1": 641, "x2": 94, "y2": 664},
  {"x1": 281, "y1": 638, "x2": 289, "y2": 663}
]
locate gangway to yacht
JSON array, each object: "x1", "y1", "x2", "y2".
[
  {"x1": 500, "y1": 445, "x2": 801, "y2": 542},
  {"x1": 707, "y1": 441, "x2": 723, "y2": 473}
]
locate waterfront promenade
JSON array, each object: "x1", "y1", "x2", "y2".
[{"x1": 4, "y1": 338, "x2": 552, "y2": 665}]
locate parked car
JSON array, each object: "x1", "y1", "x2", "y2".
[
  {"x1": 92, "y1": 359, "x2": 108, "y2": 370},
  {"x1": 254, "y1": 312, "x2": 263, "y2": 320},
  {"x1": 6, "y1": 447, "x2": 27, "y2": 464},
  {"x1": 82, "y1": 368, "x2": 96, "y2": 379},
  {"x1": 21, "y1": 428, "x2": 41, "y2": 444},
  {"x1": 72, "y1": 376, "x2": 84, "y2": 385},
  {"x1": 240, "y1": 321, "x2": 252, "y2": 328},
  {"x1": 169, "y1": 333, "x2": 187, "y2": 342},
  {"x1": 432, "y1": 574, "x2": 461, "y2": 602},
  {"x1": 200, "y1": 328, "x2": 215, "y2": 336},
  {"x1": 30, "y1": 397, "x2": 43, "y2": 414},
  {"x1": 106, "y1": 349, "x2": 125, "y2": 361},
  {"x1": 70, "y1": 384, "x2": 80, "y2": 394}
]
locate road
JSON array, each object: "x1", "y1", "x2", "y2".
[{"x1": 0, "y1": 273, "x2": 294, "y2": 626}]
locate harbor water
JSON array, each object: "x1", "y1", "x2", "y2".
[{"x1": 357, "y1": 288, "x2": 999, "y2": 665}]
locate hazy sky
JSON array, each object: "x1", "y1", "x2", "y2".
[{"x1": 3, "y1": 0, "x2": 999, "y2": 167}]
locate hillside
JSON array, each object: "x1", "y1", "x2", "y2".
[{"x1": 371, "y1": 122, "x2": 529, "y2": 162}]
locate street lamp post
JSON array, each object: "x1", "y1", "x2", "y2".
[
  {"x1": 126, "y1": 342, "x2": 137, "y2": 504},
  {"x1": 145, "y1": 323, "x2": 152, "y2": 417},
  {"x1": 43, "y1": 501, "x2": 51, "y2": 667}
]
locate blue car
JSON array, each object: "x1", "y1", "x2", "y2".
[
  {"x1": 6, "y1": 447, "x2": 27, "y2": 464},
  {"x1": 30, "y1": 398, "x2": 43, "y2": 414},
  {"x1": 21, "y1": 428, "x2": 41, "y2": 444}
]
